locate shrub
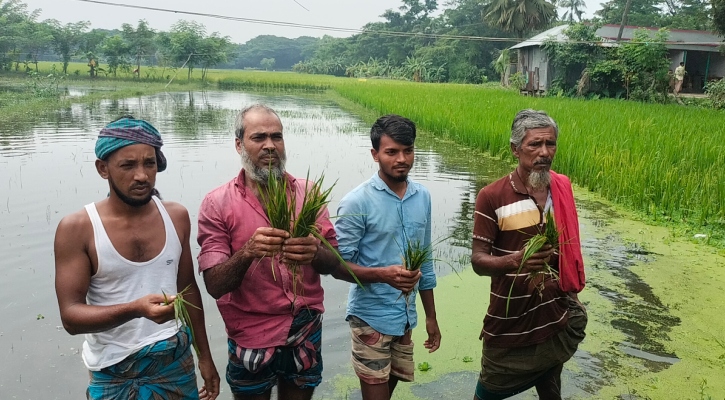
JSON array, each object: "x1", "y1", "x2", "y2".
[{"x1": 705, "y1": 78, "x2": 725, "y2": 109}]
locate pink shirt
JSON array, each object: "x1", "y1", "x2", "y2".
[{"x1": 197, "y1": 170, "x2": 337, "y2": 349}]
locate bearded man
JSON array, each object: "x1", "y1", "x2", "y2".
[
  {"x1": 197, "y1": 104, "x2": 346, "y2": 400},
  {"x1": 470, "y1": 109, "x2": 587, "y2": 400},
  {"x1": 54, "y1": 116, "x2": 219, "y2": 400}
]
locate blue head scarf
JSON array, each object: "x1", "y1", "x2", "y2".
[{"x1": 94, "y1": 116, "x2": 167, "y2": 172}]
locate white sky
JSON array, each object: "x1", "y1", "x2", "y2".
[{"x1": 21, "y1": 0, "x2": 605, "y2": 44}]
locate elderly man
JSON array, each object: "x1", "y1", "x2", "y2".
[
  {"x1": 198, "y1": 105, "x2": 420, "y2": 400},
  {"x1": 470, "y1": 109, "x2": 587, "y2": 400},
  {"x1": 54, "y1": 116, "x2": 220, "y2": 400}
]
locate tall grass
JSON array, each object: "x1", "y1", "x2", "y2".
[{"x1": 331, "y1": 81, "x2": 725, "y2": 240}]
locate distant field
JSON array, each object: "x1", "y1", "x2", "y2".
[
  {"x1": 220, "y1": 72, "x2": 725, "y2": 241},
  {"x1": 9, "y1": 65, "x2": 725, "y2": 242}
]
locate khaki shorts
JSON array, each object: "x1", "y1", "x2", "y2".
[{"x1": 349, "y1": 315, "x2": 415, "y2": 384}]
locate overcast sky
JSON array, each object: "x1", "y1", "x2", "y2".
[{"x1": 21, "y1": 0, "x2": 605, "y2": 44}]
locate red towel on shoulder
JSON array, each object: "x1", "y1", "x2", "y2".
[{"x1": 550, "y1": 171, "x2": 586, "y2": 293}]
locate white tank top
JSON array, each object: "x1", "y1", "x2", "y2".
[{"x1": 81, "y1": 196, "x2": 181, "y2": 371}]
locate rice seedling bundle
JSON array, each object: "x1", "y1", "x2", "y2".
[
  {"x1": 505, "y1": 211, "x2": 560, "y2": 317},
  {"x1": 257, "y1": 168, "x2": 363, "y2": 294},
  {"x1": 163, "y1": 284, "x2": 201, "y2": 356},
  {"x1": 398, "y1": 238, "x2": 433, "y2": 305},
  {"x1": 401, "y1": 238, "x2": 432, "y2": 273}
]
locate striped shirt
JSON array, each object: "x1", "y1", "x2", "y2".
[{"x1": 473, "y1": 172, "x2": 569, "y2": 348}]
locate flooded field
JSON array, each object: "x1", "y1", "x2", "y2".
[{"x1": 0, "y1": 89, "x2": 718, "y2": 399}]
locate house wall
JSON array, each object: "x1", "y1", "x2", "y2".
[
  {"x1": 669, "y1": 50, "x2": 686, "y2": 71},
  {"x1": 519, "y1": 46, "x2": 551, "y2": 91},
  {"x1": 707, "y1": 53, "x2": 725, "y2": 77}
]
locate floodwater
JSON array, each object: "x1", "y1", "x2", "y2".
[{"x1": 0, "y1": 90, "x2": 682, "y2": 399}]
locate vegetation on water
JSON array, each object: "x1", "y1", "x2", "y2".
[
  {"x1": 506, "y1": 211, "x2": 559, "y2": 316},
  {"x1": 162, "y1": 284, "x2": 201, "y2": 356},
  {"x1": 417, "y1": 361, "x2": 432, "y2": 372}
]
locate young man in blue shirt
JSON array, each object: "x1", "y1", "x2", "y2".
[{"x1": 334, "y1": 114, "x2": 441, "y2": 400}]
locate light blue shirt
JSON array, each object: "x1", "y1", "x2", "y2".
[{"x1": 335, "y1": 172, "x2": 437, "y2": 336}]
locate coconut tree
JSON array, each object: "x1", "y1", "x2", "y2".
[
  {"x1": 483, "y1": 0, "x2": 557, "y2": 39},
  {"x1": 561, "y1": 0, "x2": 586, "y2": 22}
]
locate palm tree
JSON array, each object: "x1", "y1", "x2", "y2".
[
  {"x1": 561, "y1": 0, "x2": 586, "y2": 23},
  {"x1": 483, "y1": 0, "x2": 557, "y2": 39}
]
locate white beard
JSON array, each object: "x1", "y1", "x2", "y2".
[
  {"x1": 528, "y1": 170, "x2": 551, "y2": 190},
  {"x1": 240, "y1": 148, "x2": 286, "y2": 184}
]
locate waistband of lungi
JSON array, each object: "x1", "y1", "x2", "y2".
[
  {"x1": 87, "y1": 327, "x2": 198, "y2": 400},
  {"x1": 230, "y1": 310, "x2": 323, "y2": 373}
]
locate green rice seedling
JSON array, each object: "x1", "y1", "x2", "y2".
[
  {"x1": 258, "y1": 168, "x2": 363, "y2": 298},
  {"x1": 396, "y1": 237, "x2": 434, "y2": 305},
  {"x1": 401, "y1": 237, "x2": 432, "y2": 273},
  {"x1": 505, "y1": 211, "x2": 560, "y2": 317},
  {"x1": 163, "y1": 284, "x2": 201, "y2": 356}
]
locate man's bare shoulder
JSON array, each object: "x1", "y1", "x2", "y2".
[
  {"x1": 161, "y1": 201, "x2": 190, "y2": 223},
  {"x1": 55, "y1": 208, "x2": 93, "y2": 245},
  {"x1": 57, "y1": 208, "x2": 92, "y2": 232}
]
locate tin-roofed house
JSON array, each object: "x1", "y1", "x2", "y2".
[{"x1": 511, "y1": 24, "x2": 725, "y2": 94}]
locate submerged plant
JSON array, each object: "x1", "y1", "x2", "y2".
[
  {"x1": 505, "y1": 211, "x2": 560, "y2": 317},
  {"x1": 163, "y1": 284, "x2": 201, "y2": 355}
]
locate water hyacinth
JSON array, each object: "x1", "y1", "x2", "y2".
[
  {"x1": 163, "y1": 284, "x2": 201, "y2": 356},
  {"x1": 505, "y1": 211, "x2": 560, "y2": 317}
]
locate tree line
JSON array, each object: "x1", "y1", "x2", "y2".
[
  {"x1": 292, "y1": 0, "x2": 722, "y2": 83},
  {"x1": 0, "y1": 0, "x2": 232, "y2": 80},
  {"x1": 1, "y1": 0, "x2": 723, "y2": 84}
]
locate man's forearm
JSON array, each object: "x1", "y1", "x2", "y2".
[
  {"x1": 331, "y1": 261, "x2": 393, "y2": 284},
  {"x1": 470, "y1": 251, "x2": 519, "y2": 277},
  {"x1": 310, "y1": 245, "x2": 343, "y2": 275},
  {"x1": 183, "y1": 283, "x2": 214, "y2": 360},
  {"x1": 61, "y1": 302, "x2": 141, "y2": 335},
  {"x1": 203, "y1": 250, "x2": 253, "y2": 299},
  {"x1": 419, "y1": 289, "x2": 437, "y2": 319}
]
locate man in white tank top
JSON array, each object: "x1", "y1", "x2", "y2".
[{"x1": 54, "y1": 116, "x2": 220, "y2": 400}]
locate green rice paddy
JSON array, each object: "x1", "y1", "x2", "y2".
[{"x1": 7, "y1": 65, "x2": 725, "y2": 245}]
